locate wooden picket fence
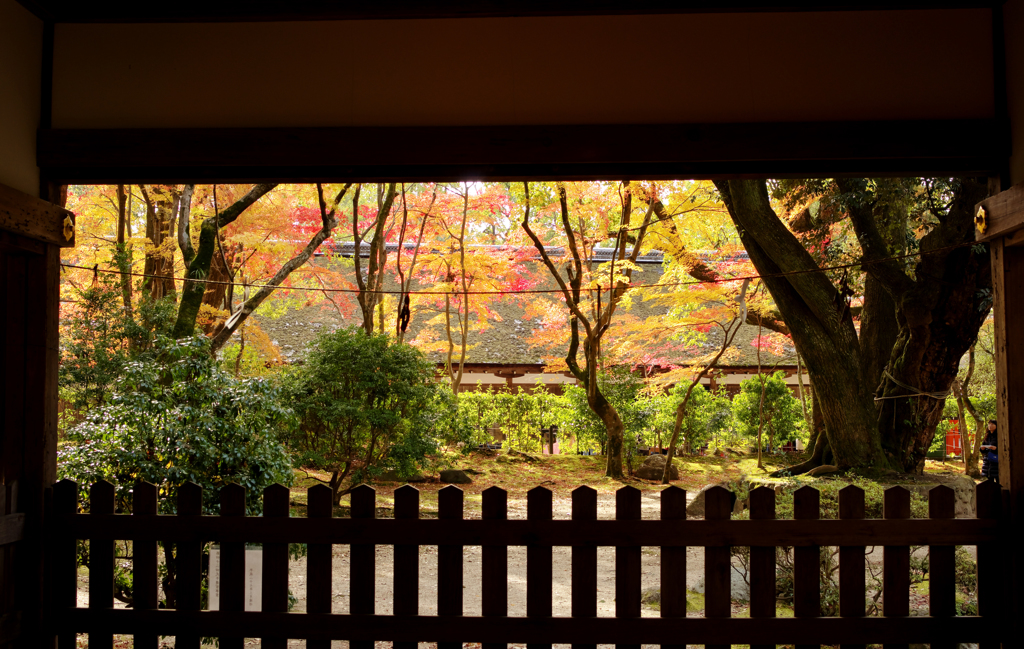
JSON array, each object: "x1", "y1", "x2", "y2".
[{"x1": 50, "y1": 479, "x2": 1007, "y2": 648}]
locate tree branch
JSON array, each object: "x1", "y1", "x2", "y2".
[
  {"x1": 834, "y1": 178, "x2": 915, "y2": 295},
  {"x1": 210, "y1": 183, "x2": 350, "y2": 353}
]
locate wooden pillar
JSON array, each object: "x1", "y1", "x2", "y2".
[
  {"x1": 0, "y1": 182, "x2": 70, "y2": 649},
  {"x1": 990, "y1": 237, "x2": 1023, "y2": 649},
  {"x1": 976, "y1": 183, "x2": 1024, "y2": 649}
]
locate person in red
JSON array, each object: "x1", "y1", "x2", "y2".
[{"x1": 981, "y1": 420, "x2": 999, "y2": 483}]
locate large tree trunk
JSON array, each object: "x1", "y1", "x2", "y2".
[
  {"x1": 721, "y1": 177, "x2": 990, "y2": 475},
  {"x1": 140, "y1": 185, "x2": 179, "y2": 302},
  {"x1": 715, "y1": 179, "x2": 891, "y2": 470},
  {"x1": 841, "y1": 178, "x2": 990, "y2": 473}
]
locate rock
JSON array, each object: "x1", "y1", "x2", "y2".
[
  {"x1": 636, "y1": 454, "x2": 678, "y2": 481},
  {"x1": 806, "y1": 464, "x2": 840, "y2": 477},
  {"x1": 686, "y1": 482, "x2": 740, "y2": 518},
  {"x1": 640, "y1": 586, "x2": 661, "y2": 606},
  {"x1": 901, "y1": 475, "x2": 977, "y2": 518},
  {"x1": 440, "y1": 469, "x2": 473, "y2": 484},
  {"x1": 461, "y1": 468, "x2": 485, "y2": 475}
]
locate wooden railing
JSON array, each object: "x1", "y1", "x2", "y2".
[{"x1": 50, "y1": 479, "x2": 1006, "y2": 648}]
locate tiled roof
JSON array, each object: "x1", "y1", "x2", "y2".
[{"x1": 253, "y1": 255, "x2": 793, "y2": 369}]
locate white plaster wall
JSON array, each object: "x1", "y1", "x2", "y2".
[{"x1": 0, "y1": 0, "x2": 41, "y2": 196}]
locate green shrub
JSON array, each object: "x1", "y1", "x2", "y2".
[
  {"x1": 285, "y1": 327, "x2": 463, "y2": 503},
  {"x1": 58, "y1": 335, "x2": 294, "y2": 609},
  {"x1": 59, "y1": 335, "x2": 294, "y2": 515}
]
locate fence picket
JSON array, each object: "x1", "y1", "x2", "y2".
[
  {"x1": 394, "y1": 485, "x2": 421, "y2": 649},
  {"x1": 438, "y1": 486, "x2": 464, "y2": 649},
  {"x1": 571, "y1": 486, "x2": 597, "y2": 649},
  {"x1": 883, "y1": 487, "x2": 910, "y2": 649},
  {"x1": 0, "y1": 484, "x2": 10, "y2": 630},
  {"x1": 132, "y1": 482, "x2": 158, "y2": 649},
  {"x1": 794, "y1": 486, "x2": 821, "y2": 649},
  {"x1": 47, "y1": 478, "x2": 1005, "y2": 648},
  {"x1": 748, "y1": 486, "x2": 775, "y2": 649},
  {"x1": 615, "y1": 486, "x2": 641, "y2": 649},
  {"x1": 528, "y1": 487, "x2": 553, "y2": 649},
  {"x1": 928, "y1": 485, "x2": 955, "y2": 649},
  {"x1": 351, "y1": 485, "x2": 376, "y2": 649},
  {"x1": 220, "y1": 484, "x2": 247, "y2": 649},
  {"x1": 53, "y1": 479, "x2": 78, "y2": 649},
  {"x1": 88, "y1": 481, "x2": 114, "y2": 649},
  {"x1": 838, "y1": 485, "x2": 865, "y2": 649},
  {"x1": 482, "y1": 486, "x2": 507, "y2": 649},
  {"x1": 306, "y1": 484, "x2": 333, "y2": 649},
  {"x1": 175, "y1": 483, "x2": 203, "y2": 649},
  {"x1": 262, "y1": 484, "x2": 290, "y2": 649},
  {"x1": 705, "y1": 486, "x2": 732, "y2": 649},
  {"x1": 976, "y1": 480, "x2": 1002, "y2": 649},
  {"x1": 660, "y1": 486, "x2": 687, "y2": 649}
]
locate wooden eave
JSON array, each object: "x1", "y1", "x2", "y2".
[
  {"x1": 37, "y1": 120, "x2": 1003, "y2": 184},
  {"x1": 16, "y1": 0, "x2": 1003, "y2": 23}
]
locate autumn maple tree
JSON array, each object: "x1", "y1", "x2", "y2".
[{"x1": 519, "y1": 180, "x2": 657, "y2": 478}]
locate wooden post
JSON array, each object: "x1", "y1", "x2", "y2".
[
  {"x1": 976, "y1": 183, "x2": 1024, "y2": 648},
  {"x1": 1, "y1": 221, "x2": 61, "y2": 649}
]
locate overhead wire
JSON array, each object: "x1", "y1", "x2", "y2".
[{"x1": 58, "y1": 238, "x2": 983, "y2": 298}]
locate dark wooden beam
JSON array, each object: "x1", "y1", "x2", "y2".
[
  {"x1": 976, "y1": 181, "x2": 1024, "y2": 242},
  {"x1": 0, "y1": 182, "x2": 74, "y2": 248},
  {"x1": 38, "y1": 120, "x2": 1002, "y2": 184},
  {"x1": 16, "y1": 0, "x2": 1000, "y2": 24}
]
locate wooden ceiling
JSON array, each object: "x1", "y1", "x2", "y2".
[{"x1": 16, "y1": 0, "x2": 1000, "y2": 23}]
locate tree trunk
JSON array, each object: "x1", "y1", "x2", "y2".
[
  {"x1": 353, "y1": 183, "x2": 397, "y2": 335},
  {"x1": 843, "y1": 178, "x2": 990, "y2": 472},
  {"x1": 114, "y1": 184, "x2": 134, "y2": 319},
  {"x1": 140, "y1": 185, "x2": 179, "y2": 303},
  {"x1": 172, "y1": 183, "x2": 276, "y2": 340},
  {"x1": 203, "y1": 239, "x2": 237, "y2": 312},
  {"x1": 716, "y1": 179, "x2": 890, "y2": 470},
  {"x1": 590, "y1": 378, "x2": 626, "y2": 478}
]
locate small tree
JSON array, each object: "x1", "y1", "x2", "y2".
[
  {"x1": 732, "y1": 371, "x2": 805, "y2": 453},
  {"x1": 59, "y1": 272, "x2": 178, "y2": 412},
  {"x1": 286, "y1": 328, "x2": 448, "y2": 504},
  {"x1": 659, "y1": 383, "x2": 731, "y2": 454},
  {"x1": 561, "y1": 367, "x2": 656, "y2": 472}
]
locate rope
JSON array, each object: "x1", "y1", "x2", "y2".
[{"x1": 873, "y1": 369, "x2": 952, "y2": 401}]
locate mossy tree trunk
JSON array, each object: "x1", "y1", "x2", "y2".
[{"x1": 718, "y1": 178, "x2": 990, "y2": 474}]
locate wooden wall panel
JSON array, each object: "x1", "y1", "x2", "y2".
[
  {"x1": 0, "y1": 0, "x2": 42, "y2": 197},
  {"x1": 1005, "y1": 0, "x2": 1024, "y2": 186},
  {"x1": 51, "y1": 10, "x2": 994, "y2": 130}
]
